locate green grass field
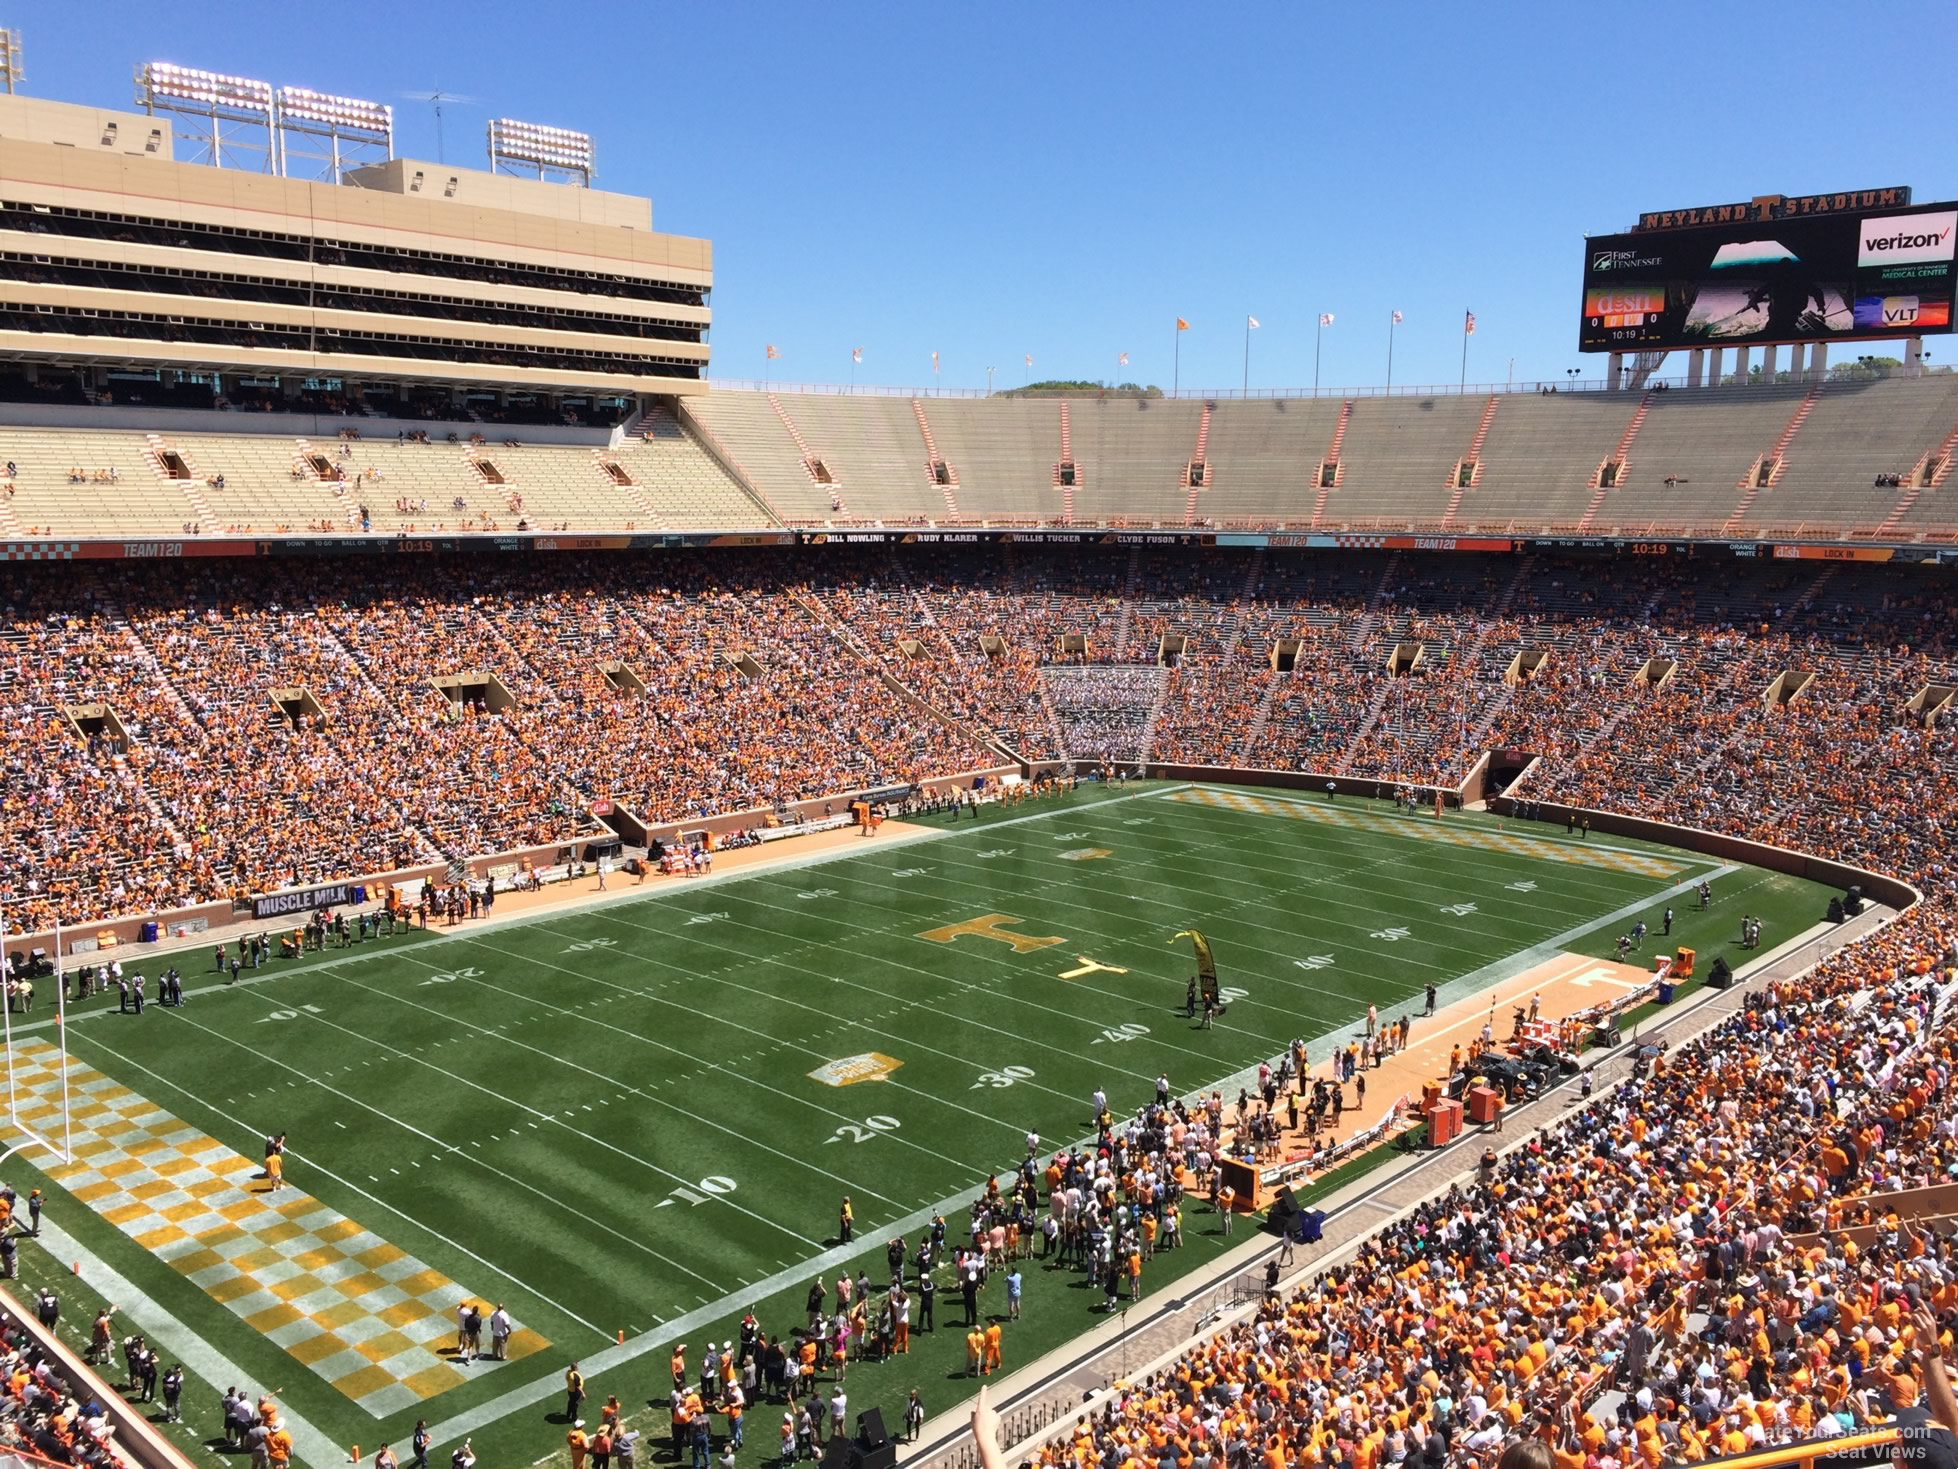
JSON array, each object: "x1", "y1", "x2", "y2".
[{"x1": 3, "y1": 781, "x2": 1835, "y2": 1468}]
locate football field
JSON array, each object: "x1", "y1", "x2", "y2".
[{"x1": 2, "y1": 782, "x2": 1834, "y2": 1467}]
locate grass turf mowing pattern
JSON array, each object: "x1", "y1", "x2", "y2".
[{"x1": 10, "y1": 782, "x2": 1839, "y2": 1466}]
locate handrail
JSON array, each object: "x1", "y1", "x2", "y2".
[{"x1": 711, "y1": 368, "x2": 1951, "y2": 402}]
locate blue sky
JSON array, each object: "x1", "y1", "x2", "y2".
[{"x1": 18, "y1": 1, "x2": 1957, "y2": 393}]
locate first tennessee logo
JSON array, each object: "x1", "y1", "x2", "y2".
[{"x1": 1592, "y1": 249, "x2": 1661, "y2": 272}]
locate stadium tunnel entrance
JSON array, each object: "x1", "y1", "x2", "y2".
[{"x1": 1481, "y1": 748, "x2": 1539, "y2": 802}]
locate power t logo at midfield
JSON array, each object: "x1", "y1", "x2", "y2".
[{"x1": 918, "y1": 913, "x2": 1065, "y2": 953}]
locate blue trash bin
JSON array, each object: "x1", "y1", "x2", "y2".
[{"x1": 1657, "y1": 980, "x2": 1676, "y2": 1004}]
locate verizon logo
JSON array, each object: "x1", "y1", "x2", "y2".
[
  {"x1": 1865, "y1": 227, "x2": 1950, "y2": 252},
  {"x1": 1858, "y1": 210, "x2": 1958, "y2": 267}
]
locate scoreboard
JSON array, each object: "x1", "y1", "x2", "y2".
[{"x1": 1580, "y1": 202, "x2": 1956, "y2": 352}]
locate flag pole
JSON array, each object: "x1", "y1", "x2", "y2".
[
  {"x1": 1313, "y1": 317, "x2": 1323, "y2": 396},
  {"x1": 1460, "y1": 316, "x2": 1469, "y2": 390},
  {"x1": 1386, "y1": 313, "x2": 1397, "y2": 393},
  {"x1": 1242, "y1": 318, "x2": 1250, "y2": 394},
  {"x1": 1173, "y1": 322, "x2": 1181, "y2": 395}
]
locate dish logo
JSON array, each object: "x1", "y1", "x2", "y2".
[{"x1": 1859, "y1": 210, "x2": 1957, "y2": 267}]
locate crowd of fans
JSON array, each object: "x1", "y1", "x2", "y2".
[
  {"x1": 5, "y1": 548, "x2": 1958, "y2": 946},
  {"x1": 1030, "y1": 910, "x2": 1958, "y2": 1469},
  {"x1": 0, "y1": 1304, "x2": 124, "y2": 1466}
]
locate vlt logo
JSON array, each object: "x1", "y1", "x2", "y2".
[{"x1": 1881, "y1": 296, "x2": 1921, "y2": 326}]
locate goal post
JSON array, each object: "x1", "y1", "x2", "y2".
[{"x1": 0, "y1": 908, "x2": 73, "y2": 1168}]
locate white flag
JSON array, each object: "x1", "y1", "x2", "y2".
[
  {"x1": 1391, "y1": 310, "x2": 1404, "y2": 325},
  {"x1": 1118, "y1": 352, "x2": 1129, "y2": 367},
  {"x1": 1247, "y1": 316, "x2": 1261, "y2": 329},
  {"x1": 1319, "y1": 313, "x2": 1335, "y2": 327},
  {"x1": 851, "y1": 347, "x2": 862, "y2": 363}
]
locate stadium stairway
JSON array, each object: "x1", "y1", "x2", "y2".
[
  {"x1": 1438, "y1": 395, "x2": 1498, "y2": 526},
  {"x1": 1597, "y1": 384, "x2": 1808, "y2": 533},
  {"x1": 1203, "y1": 399, "x2": 1341, "y2": 528},
  {"x1": 1182, "y1": 402, "x2": 1214, "y2": 524},
  {"x1": 911, "y1": 399, "x2": 961, "y2": 518},
  {"x1": 1756, "y1": 378, "x2": 1958, "y2": 535},
  {"x1": 1309, "y1": 401, "x2": 1352, "y2": 527},
  {"x1": 769, "y1": 394, "x2": 851, "y2": 518},
  {"x1": 1054, "y1": 400, "x2": 1076, "y2": 522},
  {"x1": 917, "y1": 398, "x2": 1058, "y2": 519},
  {"x1": 0, "y1": 428, "x2": 200, "y2": 535},
  {"x1": 1932, "y1": 419, "x2": 1958, "y2": 487},
  {"x1": 1067, "y1": 398, "x2": 1203, "y2": 524},
  {"x1": 1333, "y1": 395, "x2": 1482, "y2": 524},
  {"x1": 170, "y1": 432, "x2": 355, "y2": 532},
  {"x1": 1571, "y1": 393, "x2": 1654, "y2": 533},
  {"x1": 1722, "y1": 384, "x2": 1821, "y2": 535}
]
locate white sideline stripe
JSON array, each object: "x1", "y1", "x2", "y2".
[
  {"x1": 1424, "y1": 862, "x2": 1743, "y2": 1012},
  {"x1": 25, "y1": 1216, "x2": 342, "y2": 1469},
  {"x1": 3, "y1": 786, "x2": 1176, "y2": 1041}
]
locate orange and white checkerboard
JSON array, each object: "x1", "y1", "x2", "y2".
[
  {"x1": 1169, "y1": 787, "x2": 1689, "y2": 878},
  {"x1": 6, "y1": 1041, "x2": 547, "y2": 1418}
]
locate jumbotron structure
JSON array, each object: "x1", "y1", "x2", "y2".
[{"x1": 0, "y1": 50, "x2": 1956, "y2": 1469}]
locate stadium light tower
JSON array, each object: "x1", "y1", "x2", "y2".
[
  {"x1": 0, "y1": 29, "x2": 22, "y2": 96},
  {"x1": 487, "y1": 117, "x2": 594, "y2": 186},
  {"x1": 278, "y1": 86, "x2": 393, "y2": 183},
  {"x1": 135, "y1": 61, "x2": 276, "y2": 172}
]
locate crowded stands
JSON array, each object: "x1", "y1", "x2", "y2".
[{"x1": 5, "y1": 546, "x2": 1958, "y2": 939}]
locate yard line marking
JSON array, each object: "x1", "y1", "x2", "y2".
[
  {"x1": 137, "y1": 1003, "x2": 725, "y2": 1307},
  {"x1": 905, "y1": 835, "x2": 1598, "y2": 978},
  {"x1": 43, "y1": 1033, "x2": 607, "y2": 1343},
  {"x1": 523, "y1": 914, "x2": 1165, "y2": 1102},
  {"x1": 285, "y1": 973, "x2": 847, "y2": 1246},
  {"x1": 604, "y1": 880, "x2": 1293, "y2": 1069},
  {"x1": 385, "y1": 955, "x2": 956, "y2": 1193}
]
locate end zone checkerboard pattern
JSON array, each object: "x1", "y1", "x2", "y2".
[{"x1": 7, "y1": 1042, "x2": 548, "y2": 1417}]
